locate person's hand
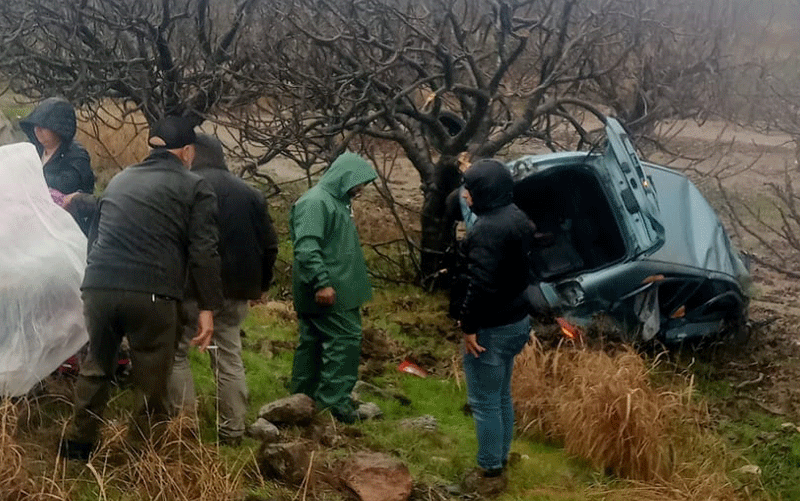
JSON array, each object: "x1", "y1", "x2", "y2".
[
  {"x1": 464, "y1": 333, "x2": 485, "y2": 358},
  {"x1": 315, "y1": 287, "x2": 336, "y2": 306},
  {"x1": 191, "y1": 310, "x2": 214, "y2": 352},
  {"x1": 63, "y1": 192, "x2": 80, "y2": 208}
]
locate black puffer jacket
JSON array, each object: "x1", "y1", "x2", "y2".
[
  {"x1": 83, "y1": 149, "x2": 223, "y2": 311},
  {"x1": 451, "y1": 159, "x2": 535, "y2": 334},
  {"x1": 20, "y1": 97, "x2": 94, "y2": 194},
  {"x1": 192, "y1": 134, "x2": 279, "y2": 300}
]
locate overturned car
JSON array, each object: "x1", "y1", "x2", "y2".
[{"x1": 496, "y1": 118, "x2": 750, "y2": 343}]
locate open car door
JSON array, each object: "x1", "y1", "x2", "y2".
[{"x1": 600, "y1": 118, "x2": 665, "y2": 256}]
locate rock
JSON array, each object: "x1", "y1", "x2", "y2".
[
  {"x1": 734, "y1": 464, "x2": 762, "y2": 476},
  {"x1": 302, "y1": 420, "x2": 342, "y2": 447},
  {"x1": 352, "y1": 380, "x2": 411, "y2": 406},
  {"x1": 256, "y1": 441, "x2": 314, "y2": 485},
  {"x1": 258, "y1": 394, "x2": 316, "y2": 425},
  {"x1": 780, "y1": 422, "x2": 799, "y2": 432},
  {"x1": 340, "y1": 452, "x2": 412, "y2": 501},
  {"x1": 398, "y1": 414, "x2": 438, "y2": 432},
  {"x1": 247, "y1": 418, "x2": 280, "y2": 443},
  {"x1": 356, "y1": 402, "x2": 383, "y2": 420}
]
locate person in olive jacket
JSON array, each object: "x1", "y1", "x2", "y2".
[
  {"x1": 289, "y1": 152, "x2": 376, "y2": 424},
  {"x1": 20, "y1": 97, "x2": 94, "y2": 195},
  {"x1": 59, "y1": 117, "x2": 223, "y2": 461},
  {"x1": 168, "y1": 134, "x2": 278, "y2": 444}
]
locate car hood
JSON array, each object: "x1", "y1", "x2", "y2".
[{"x1": 643, "y1": 162, "x2": 749, "y2": 281}]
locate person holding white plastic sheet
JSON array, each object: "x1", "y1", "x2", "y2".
[{"x1": 0, "y1": 142, "x2": 89, "y2": 397}]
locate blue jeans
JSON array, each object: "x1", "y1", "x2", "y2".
[{"x1": 463, "y1": 316, "x2": 531, "y2": 470}]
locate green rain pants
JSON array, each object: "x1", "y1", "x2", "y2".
[{"x1": 289, "y1": 308, "x2": 362, "y2": 416}]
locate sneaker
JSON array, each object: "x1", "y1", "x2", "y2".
[{"x1": 58, "y1": 439, "x2": 94, "y2": 461}]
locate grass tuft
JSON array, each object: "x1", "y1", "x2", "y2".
[
  {"x1": 512, "y1": 338, "x2": 740, "y2": 499},
  {"x1": 88, "y1": 414, "x2": 243, "y2": 500},
  {"x1": 0, "y1": 399, "x2": 27, "y2": 498}
]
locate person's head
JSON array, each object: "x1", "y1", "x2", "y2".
[
  {"x1": 462, "y1": 158, "x2": 514, "y2": 215},
  {"x1": 20, "y1": 97, "x2": 77, "y2": 150},
  {"x1": 148, "y1": 116, "x2": 196, "y2": 168},
  {"x1": 347, "y1": 182, "x2": 369, "y2": 199},
  {"x1": 191, "y1": 133, "x2": 227, "y2": 171},
  {"x1": 318, "y1": 152, "x2": 377, "y2": 200}
]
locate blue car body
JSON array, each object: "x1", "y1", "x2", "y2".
[{"x1": 499, "y1": 118, "x2": 749, "y2": 342}]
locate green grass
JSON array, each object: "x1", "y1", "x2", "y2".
[
  {"x1": 716, "y1": 411, "x2": 800, "y2": 500},
  {"x1": 178, "y1": 289, "x2": 601, "y2": 500}
]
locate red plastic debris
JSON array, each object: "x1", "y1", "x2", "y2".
[{"x1": 397, "y1": 358, "x2": 428, "y2": 378}]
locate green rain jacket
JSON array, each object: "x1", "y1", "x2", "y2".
[{"x1": 290, "y1": 152, "x2": 377, "y2": 315}]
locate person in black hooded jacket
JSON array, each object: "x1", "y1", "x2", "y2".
[
  {"x1": 449, "y1": 158, "x2": 535, "y2": 487},
  {"x1": 21, "y1": 98, "x2": 96, "y2": 234},
  {"x1": 20, "y1": 97, "x2": 94, "y2": 195}
]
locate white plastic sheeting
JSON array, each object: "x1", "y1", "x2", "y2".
[{"x1": 0, "y1": 142, "x2": 88, "y2": 396}]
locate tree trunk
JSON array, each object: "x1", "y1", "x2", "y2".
[{"x1": 419, "y1": 159, "x2": 462, "y2": 288}]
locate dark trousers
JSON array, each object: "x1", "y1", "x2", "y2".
[{"x1": 68, "y1": 289, "x2": 179, "y2": 444}]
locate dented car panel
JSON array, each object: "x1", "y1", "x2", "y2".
[{"x1": 503, "y1": 118, "x2": 749, "y2": 342}]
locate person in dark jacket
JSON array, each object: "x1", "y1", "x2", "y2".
[
  {"x1": 168, "y1": 134, "x2": 278, "y2": 444},
  {"x1": 59, "y1": 116, "x2": 224, "y2": 461},
  {"x1": 449, "y1": 159, "x2": 535, "y2": 489},
  {"x1": 20, "y1": 97, "x2": 94, "y2": 195},
  {"x1": 20, "y1": 97, "x2": 96, "y2": 233}
]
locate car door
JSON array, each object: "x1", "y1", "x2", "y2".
[{"x1": 600, "y1": 118, "x2": 665, "y2": 256}]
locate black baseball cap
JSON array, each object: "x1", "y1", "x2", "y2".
[{"x1": 148, "y1": 116, "x2": 197, "y2": 149}]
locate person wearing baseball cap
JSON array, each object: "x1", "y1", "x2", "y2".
[{"x1": 60, "y1": 116, "x2": 223, "y2": 460}]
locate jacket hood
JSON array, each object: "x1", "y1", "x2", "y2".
[
  {"x1": 192, "y1": 133, "x2": 228, "y2": 171},
  {"x1": 318, "y1": 152, "x2": 377, "y2": 199},
  {"x1": 20, "y1": 98, "x2": 77, "y2": 144},
  {"x1": 463, "y1": 159, "x2": 513, "y2": 214}
]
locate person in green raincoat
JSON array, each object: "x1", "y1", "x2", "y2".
[{"x1": 289, "y1": 152, "x2": 377, "y2": 423}]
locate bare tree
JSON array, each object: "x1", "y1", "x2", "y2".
[
  {"x1": 226, "y1": 0, "x2": 734, "y2": 282},
  {"x1": 586, "y1": 0, "x2": 734, "y2": 136},
  {"x1": 711, "y1": 2, "x2": 800, "y2": 278},
  {"x1": 0, "y1": 0, "x2": 736, "y2": 284},
  {"x1": 0, "y1": 0, "x2": 259, "y2": 124}
]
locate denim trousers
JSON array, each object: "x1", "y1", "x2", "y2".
[{"x1": 463, "y1": 315, "x2": 531, "y2": 471}]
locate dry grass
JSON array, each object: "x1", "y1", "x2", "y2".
[
  {"x1": 75, "y1": 100, "x2": 150, "y2": 187},
  {"x1": 0, "y1": 400, "x2": 243, "y2": 501},
  {"x1": 86, "y1": 414, "x2": 244, "y2": 500},
  {"x1": 512, "y1": 338, "x2": 740, "y2": 500},
  {"x1": 0, "y1": 399, "x2": 71, "y2": 501},
  {"x1": 0, "y1": 400, "x2": 27, "y2": 498}
]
